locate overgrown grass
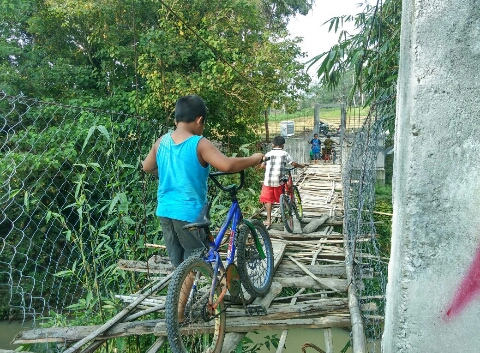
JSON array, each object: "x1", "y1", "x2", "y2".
[
  {"x1": 374, "y1": 184, "x2": 393, "y2": 255},
  {"x1": 374, "y1": 154, "x2": 393, "y2": 255}
]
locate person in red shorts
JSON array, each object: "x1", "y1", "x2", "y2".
[{"x1": 260, "y1": 136, "x2": 306, "y2": 229}]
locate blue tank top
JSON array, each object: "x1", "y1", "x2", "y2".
[{"x1": 156, "y1": 132, "x2": 210, "y2": 222}]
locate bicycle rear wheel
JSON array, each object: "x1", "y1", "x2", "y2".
[
  {"x1": 292, "y1": 186, "x2": 303, "y2": 221},
  {"x1": 236, "y1": 220, "x2": 274, "y2": 297},
  {"x1": 280, "y1": 194, "x2": 294, "y2": 233},
  {"x1": 165, "y1": 256, "x2": 226, "y2": 353}
]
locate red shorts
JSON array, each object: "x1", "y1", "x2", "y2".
[{"x1": 259, "y1": 185, "x2": 283, "y2": 204}]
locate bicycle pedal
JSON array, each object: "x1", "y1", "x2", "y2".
[{"x1": 246, "y1": 304, "x2": 267, "y2": 316}]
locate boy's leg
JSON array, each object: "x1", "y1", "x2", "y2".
[
  {"x1": 265, "y1": 202, "x2": 272, "y2": 225},
  {"x1": 178, "y1": 272, "x2": 195, "y2": 322},
  {"x1": 260, "y1": 185, "x2": 276, "y2": 227},
  {"x1": 171, "y1": 219, "x2": 206, "y2": 260},
  {"x1": 159, "y1": 217, "x2": 184, "y2": 267}
]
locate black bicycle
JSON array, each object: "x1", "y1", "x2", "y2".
[{"x1": 279, "y1": 167, "x2": 303, "y2": 233}]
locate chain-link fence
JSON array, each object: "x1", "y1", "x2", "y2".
[
  {"x1": 1, "y1": 90, "x2": 389, "y2": 352},
  {"x1": 1, "y1": 92, "x2": 161, "y2": 323},
  {"x1": 342, "y1": 97, "x2": 394, "y2": 351}
]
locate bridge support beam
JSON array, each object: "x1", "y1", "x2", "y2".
[{"x1": 383, "y1": 0, "x2": 480, "y2": 352}]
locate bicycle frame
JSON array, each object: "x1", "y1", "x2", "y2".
[
  {"x1": 205, "y1": 200, "x2": 242, "y2": 271},
  {"x1": 282, "y1": 168, "x2": 295, "y2": 200},
  {"x1": 192, "y1": 172, "x2": 247, "y2": 312}
]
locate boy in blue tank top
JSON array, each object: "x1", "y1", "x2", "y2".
[{"x1": 142, "y1": 95, "x2": 264, "y2": 267}]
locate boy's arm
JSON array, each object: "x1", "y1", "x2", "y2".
[
  {"x1": 291, "y1": 161, "x2": 306, "y2": 168},
  {"x1": 142, "y1": 138, "x2": 161, "y2": 175},
  {"x1": 198, "y1": 138, "x2": 264, "y2": 172}
]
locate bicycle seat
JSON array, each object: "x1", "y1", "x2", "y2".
[{"x1": 182, "y1": 202, "x2": 211, "y2": 230}]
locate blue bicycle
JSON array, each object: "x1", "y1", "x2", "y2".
[{"x1": 165, "y1": 170, "x2": 274, "y2": 353}]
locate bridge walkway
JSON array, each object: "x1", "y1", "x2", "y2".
[{"x1": 12, "y1": 163, "x2": 375, "y2": 353}]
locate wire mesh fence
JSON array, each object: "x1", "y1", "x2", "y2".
[
  {"x1": 1, "y1": 92, "x2": 161, "y2": 323},
  {"x1": 1, "y1": 90, "x2": 388, "y2": 352},
  {"x1": 341, "y1": 98, "x2": 394, "y2": 351}
]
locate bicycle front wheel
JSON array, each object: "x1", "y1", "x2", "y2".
[
  {"x1": 236, "y1": 220, "x2": 274, "y2": 297},
  {"x1": 280, "y1": 194, "x2": 294, "y2": 233},
  {"x1": 292, "y1": 186, "x2": 303, "y2": 221},
  {"x1": 165, "y1": 256, "x2": 226, "y2": 353}
]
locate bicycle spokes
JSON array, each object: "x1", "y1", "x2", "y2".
[{"x1": 166, "y1": 257, "x2": 226, "y2": 353}]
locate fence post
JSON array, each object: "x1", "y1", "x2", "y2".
[{"x1": 313, "y1": 103, "x2": 320, "y2": 135}]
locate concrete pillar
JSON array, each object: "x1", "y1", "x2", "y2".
[
  {"x1": 376, "y1": 132, "x2": 386, "y2": 186},
  {"x1": 340, "y1": 104, "x2": 346, "y2": 147},
  {"x1": 383, "y1": 0, "x2": 480, "y2": 352},
  {"x1": 313, "y1": 103, "x2": 320, "y2": 135}
]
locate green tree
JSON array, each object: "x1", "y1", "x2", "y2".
[
  {"x1": 1, "y1": 0, "x2": 312, "y2": 144},
  {"x1": 136, "y1": 0, "x2": 311, "y2": 145}
]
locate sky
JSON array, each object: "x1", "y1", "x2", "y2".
[{"x1": 287, "y1": 0, "x2": 367, "y2": 78}]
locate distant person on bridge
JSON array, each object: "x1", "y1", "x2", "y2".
[
  {"x1": 260, "y1": 136, "x2": 305, "y2": 229},
  {"x1": 142, "y1": 94, "x2": 264, "y2": 267},
  {"x1": 323, "y1": 135, "x2": 336, "y2": 162},
  {"x1": 308, "y1": 133, "x2": 321, "y2": 164}
]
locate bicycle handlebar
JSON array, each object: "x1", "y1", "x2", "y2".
[
  {"x1": 209, "y1": 170, "x2": 246, "y2": 192},
  {"x1": 209, "y1": 156, "x2": 270, "y2": 192}
]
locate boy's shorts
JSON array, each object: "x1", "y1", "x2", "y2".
[
  {"x1": 259, "y1": 184, "x2": 283, "y2": 204},
  {"x1": 159, "y1": 217, "x2": 206, "y2": 267},
  {"x1": 313, "y1": 152, "x2": 321, "y2": 160}
]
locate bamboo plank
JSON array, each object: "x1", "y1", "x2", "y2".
[
  {"x1": 145, "y1": 337, "x2": 166, "y2": 353},
  {"x1": 61, "y1": 273, "x2": 173, "y2": 353},
  {"x1": 220, "y1": 282, "x2": 283, "y2": 353},
  {"x1": 275, "y1": 288, "x2": 305, "y2": 353}
]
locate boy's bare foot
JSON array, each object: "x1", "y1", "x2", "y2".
[{"x1": 263, "y1": 221, "x2": 271, "y2": 230}]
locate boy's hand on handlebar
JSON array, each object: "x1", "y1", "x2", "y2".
[{"x1": 252, "y1": 153, "x2": 265, "y2": 165}]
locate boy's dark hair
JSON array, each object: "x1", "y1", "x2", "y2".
[
  {"x1": 272, "y1": 136, "x2": 286, "y2": 147},
  {"x1": 175, "y1": 95, "x2": 208, "y2": 124}
]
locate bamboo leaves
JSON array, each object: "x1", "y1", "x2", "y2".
[{"x1": 309, "y1": 0, "x2": 401, "y2": 116}]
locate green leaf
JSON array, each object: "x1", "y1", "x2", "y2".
[
  {"x1": 82, "y1": 126, "x2": 96, "y2": 152},
  {"x1": 96, "y1": 125, "x2": 110, "y2": 141},
  {"x1": 54, "y1": 270, "x2": 74, "y2": 277}
]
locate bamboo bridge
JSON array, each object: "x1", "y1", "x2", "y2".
[{"x1": 11, "y1": 161, "x2": 378, "y2": 353}]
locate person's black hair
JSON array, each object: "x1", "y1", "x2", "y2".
[
  {"x1": 272, "y1": 136, "x2": 286, "y2": 147},
  {"x1": 175, "y1": 95, "x2": 207, "y2": 124},
  {"x1": 327, "y1": 134, "x2": 331, "y2": 138}
]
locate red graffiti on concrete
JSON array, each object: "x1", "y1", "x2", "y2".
[{"x1": 445, "y1": 245, "x2": 480, "y2": 319}]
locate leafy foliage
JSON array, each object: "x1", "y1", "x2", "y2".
[
  {"x1": 309, "y1": 0, "x2": 401, "y2": 116},
  {"x1": 0, "y1": 0, "x2": 312, "y2": 146},
  {"x1": 242, "y1": 332, "x2": 280, "y2": 352},
  {"x1": 374, "y1": 185, "x2": 393, "y2": 255}
]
